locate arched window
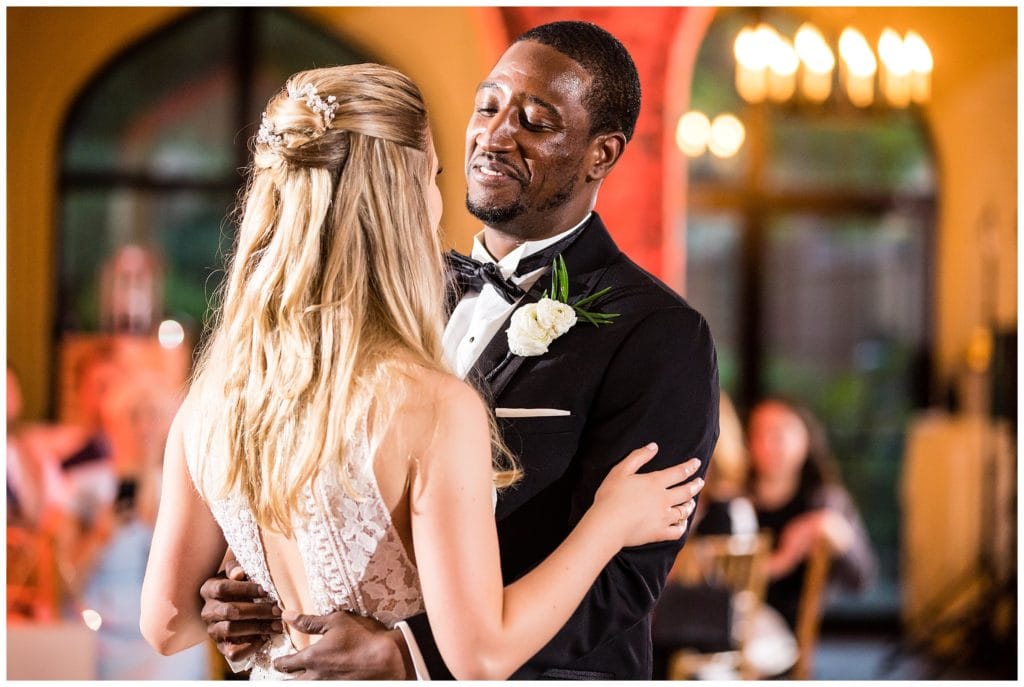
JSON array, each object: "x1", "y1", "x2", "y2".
[
  {"x1": 683, "y1": 9, "x2": 936, "y2": 617},
  {"x1": 58, "y1": 8, "x2": 366, "y2": 335}
]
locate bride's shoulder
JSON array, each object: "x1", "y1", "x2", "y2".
[
  {"x1": 391, "y1": 366, "x2": 488, "y2": 433},
  {"x1": 390, "y1": 362, "x2": 478, "y2": 405}
]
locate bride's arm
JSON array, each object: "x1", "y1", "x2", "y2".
[
  {"x1": 410, "y1": 378, "x2": 697, "y2": 680},
  {"x1": 140, "y1": 408, "x2": 229, "y2": 655}
]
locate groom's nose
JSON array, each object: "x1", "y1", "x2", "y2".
[{"x1": 475, "y1": 108, "x2": 518, "y2": 154}]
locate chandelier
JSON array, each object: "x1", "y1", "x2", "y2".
[
  {"x1": 678, "y1": 20, "x2": 933, "y2": 159},
  {"x1": 734, "y1": 22, "x2": 933, "y2": 108}
]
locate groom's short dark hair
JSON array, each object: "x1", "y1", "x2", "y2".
[{"x1": 514, "y1": 21, "x2": 641, "y2": 142}]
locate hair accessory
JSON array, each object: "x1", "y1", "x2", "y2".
[
  {"x1": 287, "y1": 82, "x2": 340, "y2": 127},
  {"x1": 256, "y1": 113, "x2": 283, "y2": 146}
]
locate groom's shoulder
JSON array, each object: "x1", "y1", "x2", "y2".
[{"x1": 599, "y1": 251, "x2": 705, "y2": 327}]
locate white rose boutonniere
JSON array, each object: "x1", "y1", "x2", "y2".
[{"x1": 507, "y1": 256, "x2": 619, "y2": 357}]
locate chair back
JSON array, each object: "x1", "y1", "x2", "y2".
[
  {"x1": 669, "y1": 532, "x2": 772, "y2": 679},
  {"x1": 674, "y1": 532, "x2": 772, "y2": 599},
  {"x1": 791, "y1": 537, "x2": 833, "y2": 679}
]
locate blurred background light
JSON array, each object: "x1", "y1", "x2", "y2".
[
  {"x1": 157, "y1": 320, "x2": 185, "y2": 349},
  {"x1": 677, "y1": 110, "x2": 712, "y2": 157}
]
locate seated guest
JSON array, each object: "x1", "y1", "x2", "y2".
[{"x1": 747, "y1": 397, "x2": 876, "y2": 630}]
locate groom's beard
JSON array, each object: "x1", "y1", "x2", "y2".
[
  {"x1": 464, "y1": 176, "x2": 574, "y2": 226},
  {"x1": 465, "y1": 193, "x2": 526, "y2": 225}
]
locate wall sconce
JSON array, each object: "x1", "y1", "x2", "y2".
[{"x1": 677, "y1": 110, "x2": 746, "y2": 158}]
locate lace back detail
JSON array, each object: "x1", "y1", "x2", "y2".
[{"x1": 182, "y1": 413, "x2": 423, "y2": 679}]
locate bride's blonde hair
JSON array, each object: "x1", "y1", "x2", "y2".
[{"x1": 190, "y1": 65, "x2": 516, "y2": 534}]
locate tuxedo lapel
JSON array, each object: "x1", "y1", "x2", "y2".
[
  {"x1": 469, "y1": 278, "x2": 545, "y2": 400},
  {"x1": 469, "y1": 215, "x2": 620, "y2": 400}
]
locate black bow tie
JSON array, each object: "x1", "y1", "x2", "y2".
[
  {"x1": 445, "y1": 218, "x2": 592, "y2": 304},
  {"x1": 446, "y1": 252, "x2": 525, "y2": 304}
]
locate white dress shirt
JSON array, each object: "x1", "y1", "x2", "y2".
[
  {"x1": 442, "y1": 213, "x2": 591, "y2": 379},
  {"x1": 396, "y1": 213, "x2": 591, "y2": 680}
]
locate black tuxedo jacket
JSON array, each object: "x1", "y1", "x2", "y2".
[{"x1": 407, "y1": 213, "x2": 719, "y2": 679}]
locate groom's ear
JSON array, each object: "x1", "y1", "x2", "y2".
[{"x1": 584, "y1": 133, "x2": 627, "y2": 183}]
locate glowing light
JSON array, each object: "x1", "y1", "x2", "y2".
[
  {"x1": 734, "y1": 27, "x2": 758, "y2": 69},
  {"x1": 676, "y1": 111, "x2": 711, "y2": 157},
  {"x1": 158, "y1": 319, "x2": 185, "y2": 349},
  {"x1": 839, "y1": 28, "x2": 877, "y2": 77},
  {"x1": 734, "y1": 26, "x2": 769, "y2": 70},
  {"x1": 795, "y1": 24, "x2": 835, "y2": 103},
  {"x1": 767, "y1": 34, "x2": 799, "y2": 102},
  {"x1": 794, "y1": 23, "x2": 835, "y2": 73},
  {"x1": 878, "y1": 28, "x2": 911, "y2": 107},
  {"x1": 839, "y1": 28, "x2": 877, "y2": 107},
  {"x1": 769, "y1": 37, "x2": 800, "y2": 77},
  {"x1": 904, "y1": 31, "x2": 933, "y2": 104},
  {"x1": 904, "y1": 31, "x2": 933, "y2": 73},
  {"x1": 82, "y1": 609, "x2": 102, "y2": 631},
  {"x1": 708, "y1": 114, "x2": 746, "y2": 158},
  {"x1": 878, "y1": 28, "x2": 910, "y2": 77}
]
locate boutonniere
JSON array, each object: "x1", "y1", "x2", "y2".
[{"x1": 507, "y1": 256, "x2": 620, "y2": 357}]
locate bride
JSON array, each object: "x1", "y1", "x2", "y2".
[{"x1": 140, "y1": 64, "x2": 702, "y2": 680}]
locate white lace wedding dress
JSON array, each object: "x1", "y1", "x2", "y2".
[{"x1": 183, "y1": 422, "x2": 424, "y2": 679}]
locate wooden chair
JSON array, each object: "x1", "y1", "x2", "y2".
[
  {"x1": 667, "y1": 532, "x2": 772, "y2": 680},
  {"x1": 791, "y1": 537, "x2": 833, "y2": 679}
]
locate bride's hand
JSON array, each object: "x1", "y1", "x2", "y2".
[{"x1": 593, "y1": 444, "x2": 704, "y2": 548}]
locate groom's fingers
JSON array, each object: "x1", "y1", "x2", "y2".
[
  {"x1": 281, "y1": 610, "x2": 330, "y2": 636},
  {"x1": 207, "y1": 618, "x2": 280, "y2": 640},
  {"x1": 201, "y1": 576, "x2": 270, "y2": 602}
]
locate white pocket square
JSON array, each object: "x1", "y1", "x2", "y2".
[{"x1": 495, "y1": 408, "x2": 571, "y2": 418}]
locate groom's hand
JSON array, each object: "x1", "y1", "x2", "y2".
[
  {"x1": 199, "y1": 555, "x2": 280, "y2": 665},
  {"x1": 273, "y1": 610, "x2": 413, "y2": 679}
]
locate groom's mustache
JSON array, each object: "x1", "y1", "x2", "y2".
[{"x1": 468, "y1": 153, "x2": 528, "y2": 186}]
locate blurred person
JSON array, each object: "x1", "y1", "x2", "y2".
[
  {"x1": 7, "y1": 365, "x2": 67, "y2": 621},
  {"x1": 747, "y1": 397, "x2": 877, "y2": 630},
  {"x1": 140, "y1": 61, "x2": 709, "y2": 681},
  {"x1": 693, "y1": 392, "x2": 758, "y2": 536},
  {"x1": 77, "y1": 374, "x2": 208, "y2": 679},
  {"x1": 651, "y1": 392, "x2": 759, "y2": 677},
  {"x1": 7, "y1": 364, "x2": 48, "y2": 528}
]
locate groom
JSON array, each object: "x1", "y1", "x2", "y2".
[{"x1": 199, "y1": 21, "x2": 719, "y2": 679}]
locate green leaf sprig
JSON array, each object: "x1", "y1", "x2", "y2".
[{"x1": 542, "y1": 255, "x2": 620, "y2": 327}]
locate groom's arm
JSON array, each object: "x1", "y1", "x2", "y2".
[{"x1": 530, "y1": 305, "x2": 719, "y2": 670}]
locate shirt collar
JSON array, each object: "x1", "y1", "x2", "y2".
[{"x1": 470, "y1": 212, "x2": 592, "y2": 278}]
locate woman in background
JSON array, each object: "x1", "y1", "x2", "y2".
[{"x1": 747, "y1": 397, "x2": 876, "y2": 629}]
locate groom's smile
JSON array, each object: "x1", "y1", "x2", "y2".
[{"x1": 464, "y1": 40, "x2": 595, "y2": 242}]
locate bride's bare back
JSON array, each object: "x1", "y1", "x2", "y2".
[{"x1": 259, "y1": 366, "x2": 446, "y2": 652}]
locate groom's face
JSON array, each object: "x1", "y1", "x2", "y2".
[{"x1": 465, "y1": 40, "x2": 596, "y2": 239}]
